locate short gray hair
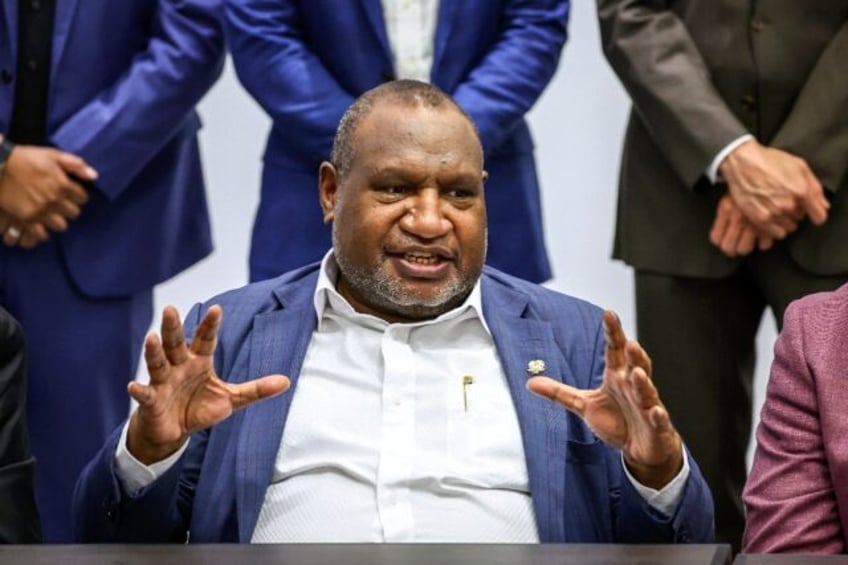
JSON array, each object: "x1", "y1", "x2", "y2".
[{"x1": 330, "y1": 80, "x2": 481, "y2": 177}]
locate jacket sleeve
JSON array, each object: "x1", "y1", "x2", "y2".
[
  {"x1": 0, "y1": 308, "x2": 41, "y2": 543},
  {"x1": 223, "y1": 0, "x2": 356, "y2": 165},
  {"x1": 50, "y1": 0, "x2": 226, "y2": 201},
  {"x1": 770, "y1": 20, "x2": 848, "y2": 192},
  {"x1": 73, "y1": 303, "x2": 209, "y2": 543},
  {"x1": 742, "y1": 299, "x2": 845, "y2": 553},
  {"x1": 597, "y1": 0, "x2": 748, "y2": 188},
  {"x1": 450, "y1": 0, "x2": 570, "y2": 154}
]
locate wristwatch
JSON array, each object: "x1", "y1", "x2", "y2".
[{"x1": 0, "y1": 134, "x2": 14, "y2": 176}]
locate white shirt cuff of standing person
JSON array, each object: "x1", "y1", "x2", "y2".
[
  {"x1": 707, "y1": 134, "x2": 755, "y2": 184},
  {"x1": 114, "y1": 421, "x2": 691, "y2": 517}
]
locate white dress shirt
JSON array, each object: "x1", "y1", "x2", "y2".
[
  {"x1": 381, "y1": 0, "x2": 439, "y2": 81},
  {"x1": 116, "y1": 252, "x2": 689, "y2": 542}
]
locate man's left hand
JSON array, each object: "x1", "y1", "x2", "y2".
[{"x1": 527, "y1": 310, "x2": 683, "y2": 489}]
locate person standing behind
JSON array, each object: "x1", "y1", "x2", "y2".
[
  {"x1": 0, "y1": 306, "x2": 40, "y2": 543},
  {"x1": 0, "y1": 0, "x2": 225, "y2": 541},
  {"x1": 596, "y1": 0, "x2": 848, "y2": 550},
  {"x1": 224, "y1": 0, "x2": 569, "y2": 284}
]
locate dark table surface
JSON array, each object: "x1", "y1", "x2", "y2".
[
  {"x1": 735, "y1": 555, "x2": 848, "y2": 564},
  {"x1": 0, "y1": 543, "x2": 733, "y2": 564}
]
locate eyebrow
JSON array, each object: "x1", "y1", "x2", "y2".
[{"x1": 369, "y1": 167, "x2": 482, "y2": 185}]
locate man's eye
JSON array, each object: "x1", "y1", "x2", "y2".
[
  {"x1": 377, "y1": 185, "x2": 408, "y2": 196},
  {"x1": 447, "y1": 188, "x2": 476, "y2": 199}
]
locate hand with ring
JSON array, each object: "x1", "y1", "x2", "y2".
[{"x1": 0, "y1": 214, "x2": 50, "y2": 248}]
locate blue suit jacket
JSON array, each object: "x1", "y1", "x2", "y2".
[
  {"x1": 225, "y1": 0, "x2": 569, "y2": 283},
  {"x1": 0, "y1": 0, "x2": 224, "y2": 296},
  {"x1": 74, "y1": 265, "x2": 714, "y2": 543}
]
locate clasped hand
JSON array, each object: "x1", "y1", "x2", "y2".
[
  {"x1": 710, "y1": 140, "x2": 829, "y2": 257},
  {"x1": 0, "y1": 145, "x2": 96, "y2": 248},
  {"x1": 126, "y1": 305, "x2": 290, "y2": 465},
  {"x1": 527, "y1": 311, "x2": 683, "y2": 489}
]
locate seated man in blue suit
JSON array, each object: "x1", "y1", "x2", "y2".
[{"x1": 74, "y1": 81, "x2": 714, "y2": 544}]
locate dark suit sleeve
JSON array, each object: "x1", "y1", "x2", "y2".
[
  {"x1": 770, "y1": 20, "x2": 848, "y2": 192},
  {"x1": 578, "y1": 318, "x2": 715, "y2": 543},
  {"x1": 0, "y1": 308, "x2": 41, "y2": 543},
  {"x1": 597, "y1": 0, "x2": 748, "y2": 188},
  {"x1": 615, "y1": 448, "x2": 715, "y2": 542},
  {"x1": 450, "y1": 0, "x2": 570, "y2": 153},
  {"x1": 224, "y1": 0, "x2": 356, "y2": 165},
  {"x1": 49, "y1": 0, "x2": 226, "y2": 201},
  {"x1": 73, "y1": 304, "x2": 208, "y2": 543}
]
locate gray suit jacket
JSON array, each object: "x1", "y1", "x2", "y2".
[{"x1": 598, "y1": 0, "x2": 848, "y2": 278}]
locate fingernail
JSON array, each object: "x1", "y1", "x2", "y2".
[{"x1": 86, "y1": 167, "x2": 98, "y2": 179}]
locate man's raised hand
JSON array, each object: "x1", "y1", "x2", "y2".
[
  {"x1": 526, "y1": 310, "x2": 683, "y2": 489},
  {"x1": 127, "y1": 305, "x2": 289, "y2": 465}
]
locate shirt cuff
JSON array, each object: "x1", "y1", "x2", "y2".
[
  {"x1": 707, "y1": 134, "x2": 754, "y2": 184},
  {"x1": 114, "y1": 420, "x2": 190, "y2": 495},
  {"x1": 622, "y1": 449, "x2": 691, "y2": 517}
]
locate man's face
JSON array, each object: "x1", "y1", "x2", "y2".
[{"x1": 320, "y1": 101, "x2": 487, "y2": 323}]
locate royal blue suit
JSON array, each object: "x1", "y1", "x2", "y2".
[
  {"x1": 0, "y1": 0, "x2": 224, "y2": 540},
  {"x1": 225, "y1": 0, "x2": 569, "y2": 284},
  {"x1": 74, "y1": 265, "x2": 714, "y2": 543}
]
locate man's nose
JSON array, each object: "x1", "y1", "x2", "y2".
[{"x1": 399, "y1": 192, "x2": 451, "y2": 238}]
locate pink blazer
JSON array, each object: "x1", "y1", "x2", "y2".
[{"x1": 744, "y1": 283, "x2": 848, "y2": 553}]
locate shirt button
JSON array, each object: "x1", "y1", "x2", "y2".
[
  {"x1": 750, "y1": 16, "x2": 765, "y2": 32},
  {"x1": 31, "y1": 0, "x2": 40, "y2": 10},
  {"x1": 26, "y1": 59, "x2": 38, "y2": 71}
]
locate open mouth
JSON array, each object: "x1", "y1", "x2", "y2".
[
  {"x1": 403, "y1": 251, "x2": 441, "y2": 265},
  {"x1": 388, "y1": 248, "x2": 454, "y2": 279}
]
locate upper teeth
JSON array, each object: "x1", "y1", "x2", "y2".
[{"x1": 405, "y1": 252, "x2": 436, "y2": 264}]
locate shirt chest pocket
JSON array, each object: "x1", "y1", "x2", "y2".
[{"x1": 442, "y1": 376, "x2": 531, "y2": 491}]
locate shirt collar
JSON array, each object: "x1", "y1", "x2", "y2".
[{"x1": 313, "y1": 250, "x2": 490, "y2": 335}]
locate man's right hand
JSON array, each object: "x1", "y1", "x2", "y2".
[
  {"x1": 709, "y1": 195, "x2": 774, "y2": 257},
  {"x1": 126, "y1": 305, "x2": 290, "y2": 465},
  {"x1": 0, "y1": 145, "x2": 95, "y2": 229},
  {"x1": 719, "y1": 139, "x2": 829, "y2": 239}
]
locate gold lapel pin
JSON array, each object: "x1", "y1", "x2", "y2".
[{"x1": 527, "y1": 359, "x2": 546, "y2": 375}]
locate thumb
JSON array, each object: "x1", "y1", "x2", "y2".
[
  {"x1": 526, "y1": 376, "x2": 586, "y2": 417},
  {"x1": 56, "y1": 151, "x2": 98, "y2": 181},
  {"x1": 229, "y1": 374, "x2": 290, "y2": 411}
]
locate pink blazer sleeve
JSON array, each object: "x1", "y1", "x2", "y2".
[{"x1": 743, "y1": 287, "x2": 848, "y2": 553}]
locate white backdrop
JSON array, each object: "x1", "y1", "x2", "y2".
[{"x1": 150, "y1": 2, "x2": 777, "y2": 463}]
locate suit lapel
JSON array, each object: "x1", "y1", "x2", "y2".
[
  {"x1": 359, "y1": 0, "x2": 392, "y2": 61},
  {"x1": 482, "y1": 275, "x2": 569, "y2": 543},
  {"x1": 235, "y1": 287, "x2": 317, "y2": 542},
  {"x1": 432, "y1": 0, "x2": 458, "y2": 76},
  {"x1": 51, "y1": 0, "x2": 79, "y2": 80}
]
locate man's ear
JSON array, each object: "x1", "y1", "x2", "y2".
[{"x1": 318, "y1": 161, "x2": 339, "y2": 224}]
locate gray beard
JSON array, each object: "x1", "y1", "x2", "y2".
[{"x1": 332, "y1": 231, "x2": 484, "y2": 320}]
